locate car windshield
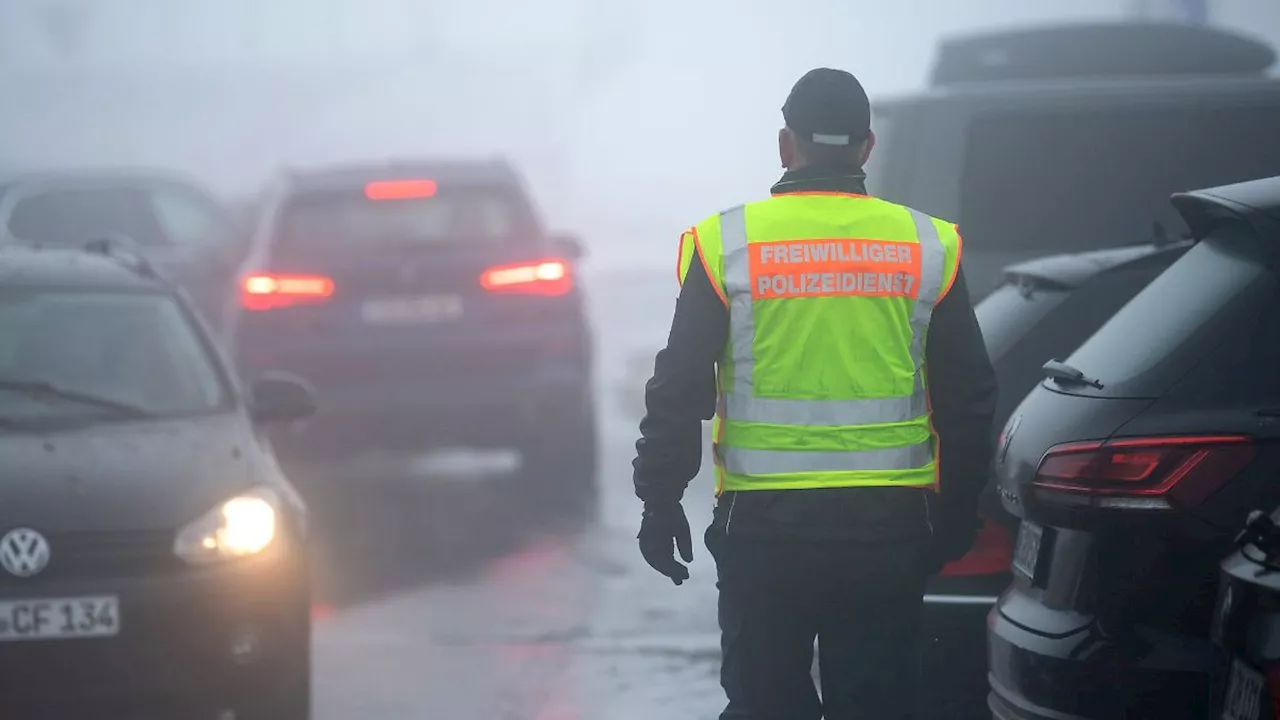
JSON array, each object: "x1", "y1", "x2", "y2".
[
  {"x1": 7, "y1": 187, "x2": 169, "y2": 247},
  {"x1": 0, "y1": 290, "x2": 227, "y2": 423},
  {"x1": 276, "y1": 186, "x2": 529, "y2": 250}
]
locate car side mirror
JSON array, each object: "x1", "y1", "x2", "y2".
[
  {"x1": 249, "y1": 371, "x2": 317, "y2": 424},
  {"x1": 551, "y1": 233, "x2": 585, "y2": 260}
]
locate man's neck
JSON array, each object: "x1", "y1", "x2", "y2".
[{"x1": 771, "y1": 165, "x2": 868, "y2": 196}]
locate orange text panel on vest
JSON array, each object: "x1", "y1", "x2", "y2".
[{"x1": 749, "y1": 239, "x2": 922, "y2": 300}]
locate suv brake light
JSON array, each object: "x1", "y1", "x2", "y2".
[
  {"x1": 1031, "y1": 435, "x2": 1257, "y2": 511},
  {"x1": 240, "y1": 272, "x2": 335, "y2": 311},
  {"x1": 364, "y1": 179, "x2": 437, "y2": 200},
  {"x1": 480, "y1": 259, "x2": 573, "y2": 296}
]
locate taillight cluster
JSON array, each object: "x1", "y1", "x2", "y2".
[
  {"x1": 479, "y1": 259, "x2": 573, "y2": 296},
  {"x1": 1031, "y1": 435, "x2": 1258, "y2": 511},
  {"x1": 240, "y1": 273, "x2": 334, "y2": 312},
  {"x1": 238, "y1": 258, "x2": 573, "y2": 312}
]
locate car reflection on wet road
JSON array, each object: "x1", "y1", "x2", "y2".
[
  {"x1": 308, "y1": 403, "x2": 723, "y2": 719},
  {"x1": 305, "y1": 266, "x2": 727, "y2": 719}
]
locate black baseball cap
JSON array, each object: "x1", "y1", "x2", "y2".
[{"x1": 782, "y1": 68, "x2": 871, "y2": 146}]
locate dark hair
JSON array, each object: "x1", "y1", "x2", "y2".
[{"x1": 794, "y1": 132, "x2": 867, "y2": 169}]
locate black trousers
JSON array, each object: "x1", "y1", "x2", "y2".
[{"x1": 706, "y1": 525, "x2": 929, "y2": 720}]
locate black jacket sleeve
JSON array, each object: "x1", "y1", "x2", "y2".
[
  {"x1": 632, "y1": 256, "x2": 727, "y2": 506},
  {"x1": 923, "y1": 265, "x2": 999, "y2": 522}
]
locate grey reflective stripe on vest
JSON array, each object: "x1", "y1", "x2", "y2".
[
  {"x1": 717, "y1": 203, "x2": 948, "y2": 430},
  {"x1": 723, "y1": 439, "x2": 934, "y2": 476},
  {"x1": 905, "y1": 208, "x2": 946, "y2": 395}
]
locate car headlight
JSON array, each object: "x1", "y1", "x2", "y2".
[{"x1": 174, "y1": 487, "x2": 280, "y2": 564}]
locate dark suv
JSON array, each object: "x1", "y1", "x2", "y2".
[
  {"x1": 866, "y1": 22, "x2": 1280, "y2": 298},
  {"x1": 987, "y1": 175, "x2": 1280, "y2": 719},
  {"x1": 917, "y1": 238, "x2": 1189, "y2": 719},
  {"x1": 226, "y1": 159, "x2": 597, "y2": 508}
]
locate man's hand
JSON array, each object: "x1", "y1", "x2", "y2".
[{"x1": 638, "y1": 502, "x2": 693, "y2": 585}]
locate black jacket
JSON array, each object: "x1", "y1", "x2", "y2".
[{"x1": 632, "y1": 167, "x2": 998, "y2": 541}]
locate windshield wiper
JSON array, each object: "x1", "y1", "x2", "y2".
[
  {"x1": 0, "y1": 378, "x2": 153, "y2": 418},
  {"x1": 1041, "y1": 359, "x2": 1104, "y2": 390}
]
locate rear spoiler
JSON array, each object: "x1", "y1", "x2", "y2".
[{"x1": 1172, "y1": 176, "x2": 1280, "y2": 240}]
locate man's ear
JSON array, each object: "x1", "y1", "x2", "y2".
[
  {"x1": 859, "y1": 130, "x2": 877, "y2": 167},
  {"x1": 779, "y1": 128, "x2": 796, "y2": 169}
]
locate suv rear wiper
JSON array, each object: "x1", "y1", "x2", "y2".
[
  {"x1": 0, "y1": 378, "x2": 152, "y2": 418},
  {"x1": 1042, "y1": 359, "x2": 1104, "y2": 390}
]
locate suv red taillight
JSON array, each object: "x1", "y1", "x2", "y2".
[
  {"x1": 939, "y1": 520, "x2": 1014, "y2": 577},
  {"x1": 480, "y1": 259, "x2": 573, "y2": 296},
  {"x1": 1031, "y1": 435, "x2": 1257, "y2": 511},
  {"x1": 240, "y1": 272, "x2": 335, "y2": 311}
]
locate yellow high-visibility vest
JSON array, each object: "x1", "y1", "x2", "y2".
[{"x1": 677, "y1": 192, "x2": 962, "y2": 494}]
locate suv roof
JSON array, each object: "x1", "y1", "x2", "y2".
[
  {"x1": 0, "y1": 167, "x2": 211, "y2": 192},
  {"x1": 998, "y1": 241, "x2": 1190, "y2": 290},
  {"x1": 928, "y1": 22, "x2": 1275, "y2": 88},
  {"x1": 277, "y1": 157, "x2": 521, "y2": 195},
  {"x1": 878, "y1": 23, "x2": 1279, "y2": 111},
  {"x1": 0, "y1": 245, "x2": 169, "y2": 291}
]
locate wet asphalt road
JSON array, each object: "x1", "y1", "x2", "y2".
[
  {"x1": 297, "y1": 263, "x2": 992, "y2": 719},
  {"x1": 302, "y1": 266, "x2": 729, "y2": 719}
]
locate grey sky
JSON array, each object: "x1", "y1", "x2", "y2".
[{"x1": 0, "y1": 1, "x2": 1275, "y2": 265}]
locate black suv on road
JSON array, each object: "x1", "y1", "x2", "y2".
[
  {"x1": 987, "y1": 175, "x2": 1280, "y2": 720},
  {"x1": 0, "y1": 244, "x2": 316, "y2": 718},
  {"x1": 919, "y1": 238, "x2": 1190, "y2": 719}
]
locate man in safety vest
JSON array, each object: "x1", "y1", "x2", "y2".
[{"x1": 633, "y1": 68, "x2": 998, "y2": 719}]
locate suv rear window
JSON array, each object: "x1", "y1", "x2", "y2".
[
  {"x1": 8, "y1": 187, "x2": 167, "y2": 247},
  {"x1": 975, "y1": 281, "x2": 1069, "y2": 359},
  {"x1": 276, "y1": 185, "x2": 531, "y2": 250},
  {"x1": 961, "y1": 101, "x2": 1280, "y2": 254},
  {"x1": 1061, "y1": 224, "x2": 1277, "y2": 398}
]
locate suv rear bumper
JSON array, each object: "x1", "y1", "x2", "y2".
[
  {"x1": 987, "y1": 588, "x2": 1215, "y2": 720},
  {"x1": 265, "y1": 353, "x2": 593, "y2": 458}
]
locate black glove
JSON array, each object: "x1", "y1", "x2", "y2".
[
  {"x1": 927, "y1": 509, "x2": 982, "y2": 574},
  {"x1": 638, "y1": 501, "x2": 693, "y2": 585}
]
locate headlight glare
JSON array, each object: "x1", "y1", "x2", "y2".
[{"x1": 175, "y1": 488, "x2": 279, "y2": 564}]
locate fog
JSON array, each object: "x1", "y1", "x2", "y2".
[{"x1": 1, "y1": 0, "x2": 1278, "y2": 269}]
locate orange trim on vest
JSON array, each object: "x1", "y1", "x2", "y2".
[
  {"x1": 748, "y1": 238, "x2": 923, "y2": 300},
  {"x1": 693, "y1": 226, "x2": 729, "y2": 307},
  {"x1": 677, "y1": 229, "x2": 691, "y2": 284},
  {"x1": 939, "y1": 226, "x2": 963, "y2": 301}
]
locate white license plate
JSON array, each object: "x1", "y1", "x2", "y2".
[
  {"x1": 0, "y1": 595, "x2": 120, "y2": 642},
  {"x1": 360, "y1": 295, "x2": 463, "y2": 325},
  {"x1": 1012, "y1": 521, "x2": 1044, "y2": 580},
  {"x1": 1222, "y1": 659, "x2": 1267, "y2": 720}
]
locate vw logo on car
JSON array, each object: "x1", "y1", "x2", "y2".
[{"x1": 0, "y1": 528, "x2": 52, "y2": 578}]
